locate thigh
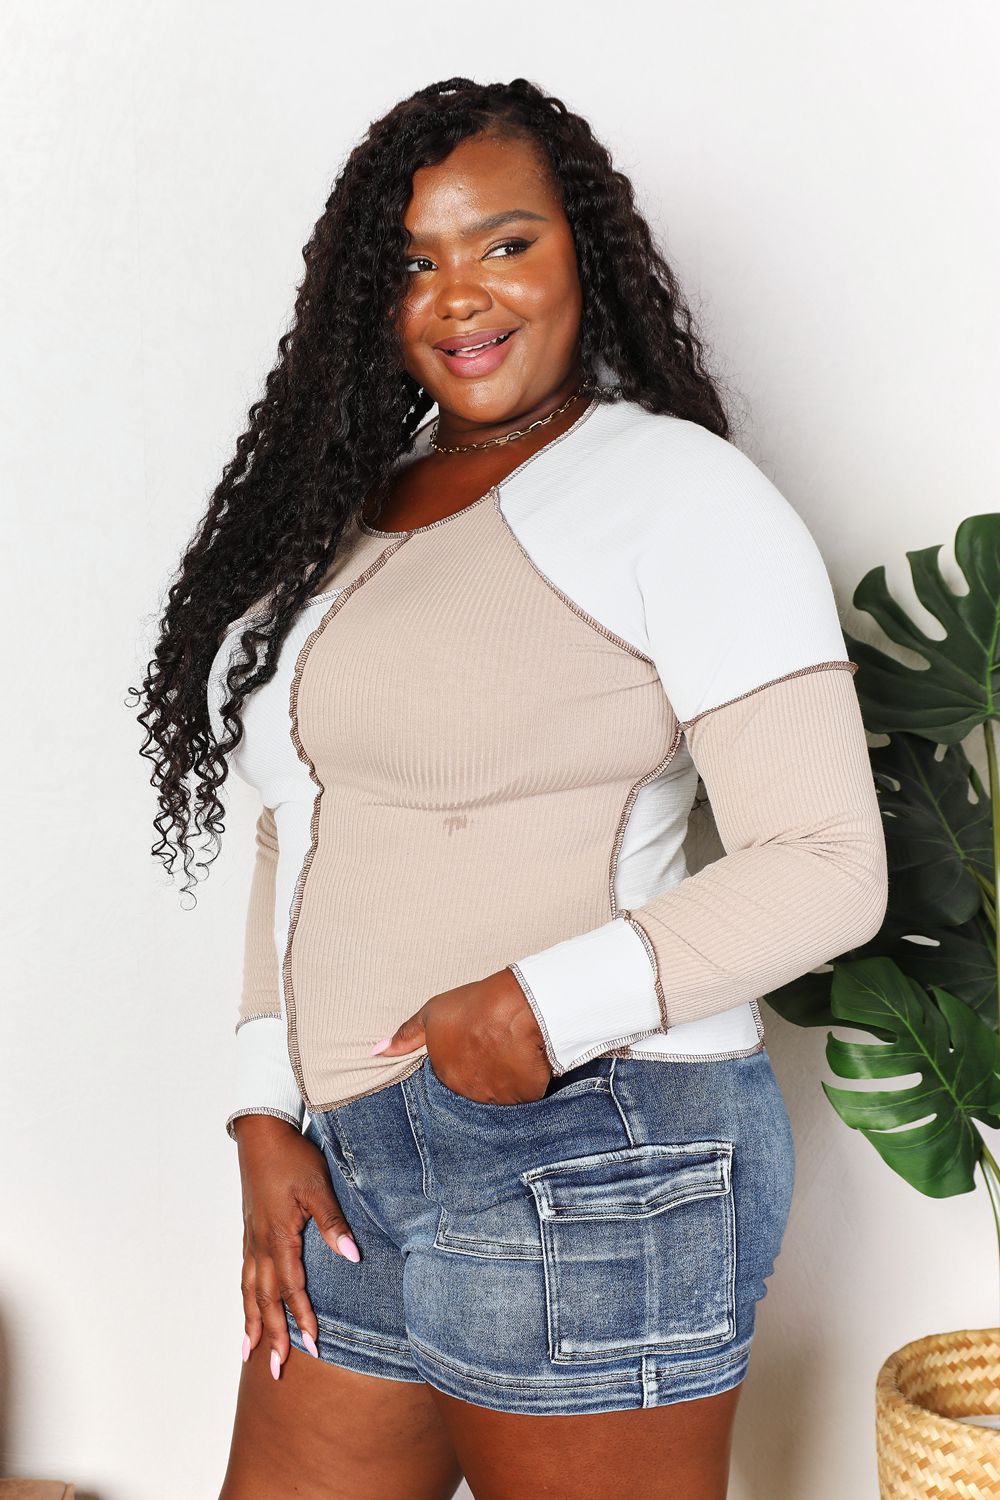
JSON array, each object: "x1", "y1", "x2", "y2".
[
  {"x1": 218, "y1": 1343, "x2": 465, "y2": 1500},
  {"x1": 427, "y1": 1380, "x2": 744, "y2": 1500}
]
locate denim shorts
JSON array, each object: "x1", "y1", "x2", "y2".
[{"x1": 284, "y1": 1047, "x2": 795, "y2": 1415}]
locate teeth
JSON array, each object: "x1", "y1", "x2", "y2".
[{"x1": 447, "y1": 332, "x2": 509, "y2": 356}]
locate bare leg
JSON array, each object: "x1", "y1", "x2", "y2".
[
  {"x1": 425, "y1": 1379, "x2": 744, "y2": 1500},
  {"x1": 218, "y1": 1343, "x2": 465, "y2": 1500}
]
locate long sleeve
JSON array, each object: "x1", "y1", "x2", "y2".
[
  {"x1": 507, "y1": 436, "x2": 889, "y2": 1075},
  {"x1": 225, "y1": 806, "x2": 306, "y2": 1139}
]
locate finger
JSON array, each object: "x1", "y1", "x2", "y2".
[
  {"x1": 254, "y1": 1251, "x2": 293, "y2": 1379},
  {"x1": 307, "y1": 1183, "x2": 362, "y2": 1265},
  {"x1": 269, "y1": 1229, "x2": 321, "y2": 1360},
  {"x1": 240, "y1": 1243, "x2": 264, "y2": 1359},
  {"x1": 370, "y1": 1006, "x2": 426, "y2": 1057}
]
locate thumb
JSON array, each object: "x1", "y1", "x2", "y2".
[
  {"x1": 369, "y1": 1008, "x2": 427, "y2": 1058},
  {"x1": 308, "y1": 1184, "x2": 362, "y2": 1263}
]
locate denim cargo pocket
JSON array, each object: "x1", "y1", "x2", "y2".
[{"x1": 521, "y1": 1140, "x2": 737, "y2": 1364}]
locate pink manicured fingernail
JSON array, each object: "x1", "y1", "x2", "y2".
[
  {"x1": 338, "y1": 1233, "x2": 361, "y2": 1262},
  {"x1": 270, "y1": 1349, "x2": 281, "y2": 1380},
  {"x1": 241, "y1": 1334, "x2": 251, "y2": 1362},
  {"x1": 302, "y1": 1330, "x2": 319, "y2": 1358},
  {"x1": 369, "y1": 1037, "x2": 391, "y2": 1055}
]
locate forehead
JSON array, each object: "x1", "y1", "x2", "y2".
[{"x1": 403, "y1": 134, "x2": 558, "y2": 242}]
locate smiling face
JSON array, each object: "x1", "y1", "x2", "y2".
[{"x1": 393, "y1": 131, "x2": 585, "y2": 438}]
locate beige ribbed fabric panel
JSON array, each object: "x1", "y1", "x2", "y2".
[
  {"x1": 625, "y1": 664, "x2": 887, "y2": 1038},
  {"x1": 283, "y1": 503, "x2": 674, "y2": 1111},
  {"x1": 220, "y1": 394, "x2": 890, "y2": 1125},
  {"x1": 234, "y1": 498, "x2": 884, "y2": 1114},
  {"x1": 238, "y1": 806, "x2": 281, "y2": 1025}
]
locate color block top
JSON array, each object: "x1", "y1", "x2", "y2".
[{"x1": 207, "y1": 392, "x2": 888, "y2": 1139}]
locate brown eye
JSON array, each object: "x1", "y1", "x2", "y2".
[{"x1": 484, "y1": 240, "x2": 532, "y2": 259}]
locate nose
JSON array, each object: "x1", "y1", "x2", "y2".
[{"x1": 434, "y1": 275, "x2": 492, "y2": 322}]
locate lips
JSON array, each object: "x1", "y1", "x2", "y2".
[
  {"x1": 433, "y1": 326, "x2": 519, "y2": 352},
  {"x1": 434, "y1": 327, "x2": 520, "y2": 379}
]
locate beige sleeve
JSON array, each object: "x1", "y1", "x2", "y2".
[
  {"x1": 510, "y1": 662, "x2": 889, "y2": 1073},
  {"x1": 631, "y1": 664, "x2": 888, "y2": 1029}
]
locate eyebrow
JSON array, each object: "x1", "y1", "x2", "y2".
[{"x1": 403, "y1": 209, "x2": 549, "y2": 246}]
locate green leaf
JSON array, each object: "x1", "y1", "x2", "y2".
[
  {"x1": 763, "y1": 969, "x2": 838, "y2": 1028},
  {"x1": 844, "y1": 512, "x2": 1000, "y2": 742},
  {"x1": 822, "y1": 957, "x2": 1000, "y2": 1197},
  {"x1": 870, "y1": 731, "x2": 992, "y2": 928},
  {"x1": 765, "y1": 714, "x2": 997, "y2": 1033},
  {"x1": 881, "y1": 919, "x2": 997, "y2": 1026}
]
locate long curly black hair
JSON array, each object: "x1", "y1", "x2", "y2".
[{"x1": 130, "y1": 75, "x2": 738, "y2": 903}]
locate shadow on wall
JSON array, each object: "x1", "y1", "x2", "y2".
[{"x1": 0, "y1": 1314, "x2": 101, "y2": 1497}]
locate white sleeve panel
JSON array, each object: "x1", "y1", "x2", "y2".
[
  {"x1": 223, "y1": 804, "x2": 305, "y2": 1139},
  {"x1": 226, "y1": 1017, "x2": 306, "y2": 1139},
  {"x1": 630, "y1": 421, "x2": 855, "y2": 725},
  {"x1": 505, "y1": 413, "x2": 885, "y2": 1074}
]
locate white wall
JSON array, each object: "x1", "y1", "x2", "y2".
[{"x1": 2, "y1": 2, "x2": 997, "y2": 1496}]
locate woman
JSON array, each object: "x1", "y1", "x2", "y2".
[{"x1": 135, "y1": 77, "x2": 887, "y2": 1500}]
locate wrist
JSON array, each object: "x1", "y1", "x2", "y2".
[
  {"x1": 485, "y1": 966, "x2": 548, "y2": 1052},
  {"x1": 231, "y1": 1111, "x2": 301, "y2": 1149}
]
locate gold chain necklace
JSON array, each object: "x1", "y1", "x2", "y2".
[{"x1": 429, "y1": 382, "x2": 592, "y2": 454}]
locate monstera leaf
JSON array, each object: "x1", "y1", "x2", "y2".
[
  {"x1": 765, "y1": 515, "x2": 1000, "y2": 1226},
  {"x1": 766, "y1": 729, "x2": 997, "y2": 1028},
  {"x1": 870, "y1": 732, "x2": 992, "y2": 930},
  {"x1": 843, "y1": 512, "x2": 1000, "y2": 743},
  {"x1": 822, "y1": 957, "x2": 1000, "y2": 1197}
]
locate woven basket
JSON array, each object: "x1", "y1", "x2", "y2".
[{"x1": 876, "y1": 1327, "x2": 1000, "y2": 1498}]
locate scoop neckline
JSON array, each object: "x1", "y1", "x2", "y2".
[{"x1": 356, "y1": 391, "x2": 605, "y2": 538}]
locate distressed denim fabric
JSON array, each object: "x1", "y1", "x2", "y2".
[{"x1": 284, "y1": 1049, "x2": 795, "y2": 1415}]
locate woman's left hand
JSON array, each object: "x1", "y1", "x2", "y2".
[{"x1": 371, "y1": 968, "x2": 553, "y2": 1104}]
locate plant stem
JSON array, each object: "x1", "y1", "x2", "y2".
[
  {"x1": 984, "y1": 718, "x2": 1000, "y2": 1036},
  {"x1": 979, "y1": 1138, "x2": 1000, "y2": 1325},
  {"x1": 974, "y1": 872, "x2": 998, "y2": 932}
]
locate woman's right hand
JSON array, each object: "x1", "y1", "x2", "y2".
[{"x1": 232, "y1": 1114, "x2": 361, "y2": 1379}]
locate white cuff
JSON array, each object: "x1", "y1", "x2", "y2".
[
  {"x1": 225, "y1": 1015, "x2": 306, "y2": 1140},
  {"x1": 508, "y1": 914, "x2": 665, "y2": 1074}
]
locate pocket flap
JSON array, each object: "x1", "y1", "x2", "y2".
[{"x1": 522, "y1": 1141, "x2": 732, "y2": 1221}]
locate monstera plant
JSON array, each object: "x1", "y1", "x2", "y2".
[
  {"x1": 765, "y1": 515, "x2": 1000, "y2": 1487},
  {"x1": 766, "y1": 513, "x2": 1000, "y2": 1277}
]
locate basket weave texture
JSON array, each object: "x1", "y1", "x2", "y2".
[{"x1": 876, "y1": 1327, "x2": 1000, "y2": 1498}]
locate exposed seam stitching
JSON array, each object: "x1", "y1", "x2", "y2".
[
  {"x1": 282, "y1": 536, "x2": 411, "y2": 1110},
  {"x1": 506, "y1": 963, "x2": 662, "y2": 1077},
  {"x1": 317, "y1": 1053, "x2": 428, "y2": 1111},
  {"x1": 619, "y1": 910, "x2": 669, "y2": 1031},
  {"x1": 624, "y1": 1039, "x2": 766, "y2": 1062},
  {"x1": 749, "y1": 996, "x2": 766, "y2": 1042},
  {"x1": 615, "y1": 660, "x2": 852, "y2": 1044},
  {"x1": 360, "y1": 486, "x2": 493, "y2": 537},
  {"x1": 607, "y1": 718, "x2": 685, "y2": 923},
  {"x1": 492, "y1": 494, "x2": 655, "y2": 663},
  {"x1": 359, "y1": 393, "x2": 604, "y2": 537},
  {"x1": 679, "y1": 659, "x2": 859, "y2": 730},
  {"x1": 506, "y1": 962, "x2": 564, "y2": 1074},
  {"x1": 234, "y1": 1010, "x2": 282, "y2": 1033},
  {"x1": 225, "y1": 1105, "x2": 302, "y2": 1141}
]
